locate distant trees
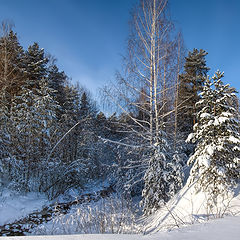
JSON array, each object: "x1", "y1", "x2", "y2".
[
  {"x1": 8, "y1": 78, "x2": 59, "y2": 191},
  {"x1": 0, "y1": 23, "x2": 115, "y2": 196},
  {"x1": 0, "y1": 90, "x2": 11, "y2": 188},
  {"x1": 47, "y1": 63, "x2": 68, "y2": 119}
]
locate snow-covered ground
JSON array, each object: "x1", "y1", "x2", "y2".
[
  {"x1": 1, "y1": 183, "x2": 240, "y2": 239},
  {"x1": 0, "y1": 181, "x2": 110, "y2": 227},
  {"x1": 1, "y1": 215, "x2": 240, "y2": 240},
  {"x1": 31, "y1": 194, "x2": 138, "y2": 235},
  {"x1": 0, "y1": 189, "x2": 48, "y2": 226},
  {"x1": 143, "y1": 183, "x2": 240, "y2": 233}
]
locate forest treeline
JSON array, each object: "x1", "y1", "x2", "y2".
[
  {"x1": 0, "y1": 22, "x2": 119, "y2": 199},
  {"x1": 0, "y1": 0, "x2": 239, "y2": 216}
]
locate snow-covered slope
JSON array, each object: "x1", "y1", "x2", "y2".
[
  {"x1": 142, "y1": 183, "x2": 240, "y2": 233},
  {"x1": 0, "y1": 189, "x2": 48, "y2": 225},
  {"x1": 1, "y1": 215, "x2": 240, "y2": 240}
]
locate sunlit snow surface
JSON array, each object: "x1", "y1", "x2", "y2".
[
  {"x1": 0, "y1": 183, "x2": 239, "y2": 239},
  {"x1": 1, "y1": 216, "x2": 240, "y2": 240},
  {"x1": 143, "y1": 183, "x2": 240, "y2": 233}
]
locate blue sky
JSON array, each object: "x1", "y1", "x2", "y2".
[
  {"x1": 171, "y1": 0, "x2": 240, "y2": 95},
  {"x1": 0, "y1": 0, "x2": 239, "y2": 96}
]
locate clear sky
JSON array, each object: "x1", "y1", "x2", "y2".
[
  {"x1": 170, "y1": 0, "x2": 240, "y2": 96},
  {"x1": 0, "y1": 0, "x2": 239, "y2": 96}
]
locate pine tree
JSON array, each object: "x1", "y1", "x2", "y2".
[
  {"x1": 33, "y1": 78, "x2": 60, "y2": 191},
  {"x1": 79, "y1": 92, "x2": 89, "y2": 118},
  {"x1": 61, "y1": 85, "x2": 80, "y2": 125},
  {"x1": 9, "y1": 78, "x2": 59, "y2": 192},
  {"x1": 187, "y1": 71, "x2": 240, "y2": 206},
  {"x1": 9, "y1": 86, "x2": 39, "y2": 190},
  {"x1": 0, "y1": 91, "x2": 11, "y2": 187},
  {"x1": 0, "y1": 26, "x2": 25, "y2": 103},
  {"x1": 47, "y1": 64, "x2": 68, "y2": 118},
  {"x1": 23, "y1": 42, "x2": 48, "y2": 89},
  {"x1": 177, "y1": 49, "x2": 209, "y2": 139},
  {"x1": 34, "y1": 78, "x2": 59, "y2": 156}
]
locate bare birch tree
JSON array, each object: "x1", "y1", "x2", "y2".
[
  {"x1": 103, "y1": 0, "x2": 186, "y2": 146},
  {"x1": 102, "y1": 0, "x2": 186, "y2": 202}
]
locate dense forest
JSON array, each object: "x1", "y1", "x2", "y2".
[{"x1": 0, "y1": 0, "x2": 239, "y2": 222}]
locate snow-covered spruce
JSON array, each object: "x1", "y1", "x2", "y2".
[
  {"x1": 0, "y1": 92, "x2": 11, "y2": 187},
  {"x1": 177, "y1": 48, "x2": 209, "y2": 139},
  {"x1": 141, "y1": 131, "x2": 184, "y2": 215},
  {"x1": 187, "y1": 71, "x2": 240, "y2": 207},
  {"x1": 9, "y1": 79, "x2": 59, "y2": 192}
]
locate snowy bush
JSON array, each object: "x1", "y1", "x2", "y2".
[{"x1": 32, "y1": 195, "x2": 139, "y2": 235}]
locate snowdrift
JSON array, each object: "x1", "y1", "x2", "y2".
[
  {"x1": 142, "y1": 182, "x2": 240, "y2": 233},
  {"x1": 1, "y1": 216, "x2": 240, "y2": 240},
  {"x1": 0, "y1": 189, "x2": 48, "y2": 226}
]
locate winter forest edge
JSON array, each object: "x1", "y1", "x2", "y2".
[{"x1": 0, "y1": 0, "x2": 239, "y2": 237}]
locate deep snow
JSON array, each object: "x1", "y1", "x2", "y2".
[
  {"x1": 0, "y1": 183, "x2": 240, "y2": 239},
  {"x1": 0, "y1": 189, "x2": 48, "y2": 226},
  {"x1": 143, "y1": 183, "x2": 240, "y2": 233},
  {"x1": 0, "y1": 215, "x2": 240, "y2": 240}
]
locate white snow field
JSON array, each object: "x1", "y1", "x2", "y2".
[
  {"x1": 0, "y1": 183, "x2": 239, "y2": 239},
  {"x1": 0, "y1": 189, "x2": 48, "y2": 226},
  {"x1": 0, "y1": 215, "x2": 240, "y2": 240},
  {"x1": 143, "y1": 183, "x2": 240, "y2": 233}
]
